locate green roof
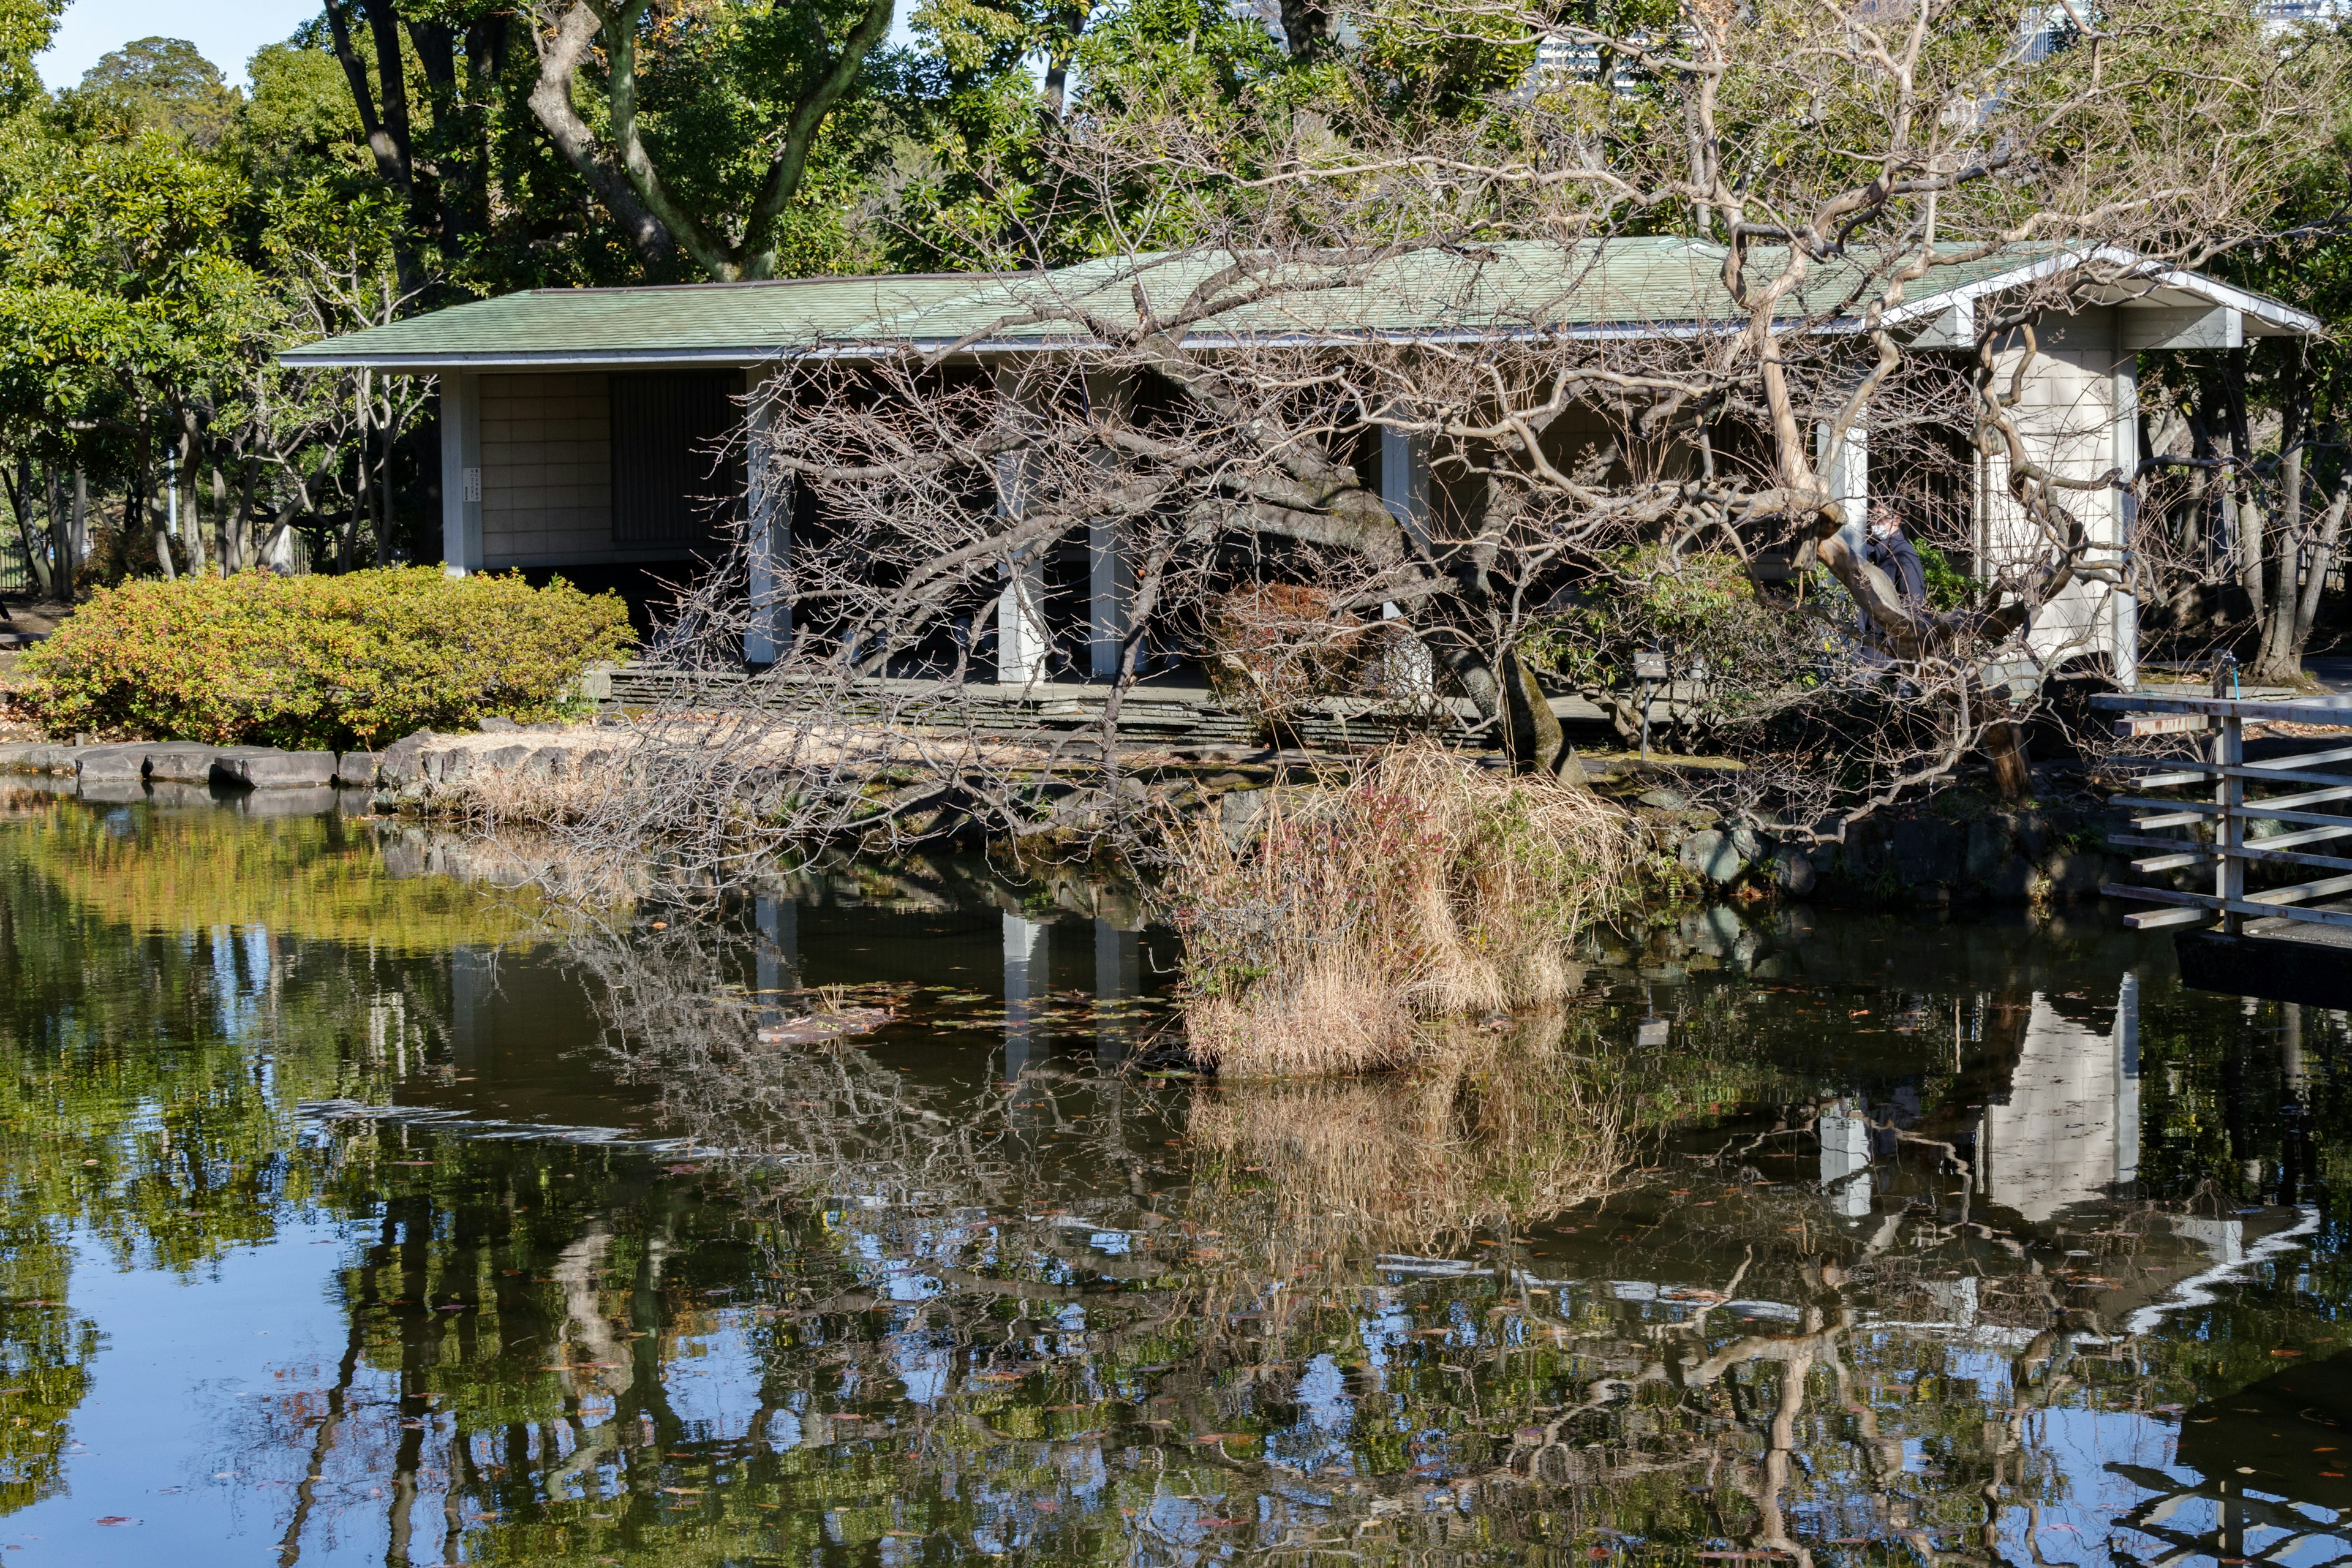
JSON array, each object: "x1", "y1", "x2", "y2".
[
  {"x1": 279, "y1": 273, "x2": 1001, "y2": 367},
  {"x1": 281, "y1": 241, "x2": 2318, "y2": 368}
]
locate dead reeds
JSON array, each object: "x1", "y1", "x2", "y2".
[
  {"x1": 1185, "y1": 1009, "x2": 1627, "y2": 1258},
  {"x1": 1166, "y1": 741, "x2": 1642, "y2": 1075}
]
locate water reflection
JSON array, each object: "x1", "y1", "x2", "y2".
[{"x1": 0, "y1": 802, "x2": 2340, "y2": 1565}]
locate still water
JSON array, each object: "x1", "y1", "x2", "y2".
[{"x1": 0, "y1": 795, "x2": 2339, "y2": 1566}]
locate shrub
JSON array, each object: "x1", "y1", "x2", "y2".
[
  {"x1": 20, "y1": 568, "x2": 635, "y2": 749},
  {"x1": 1164, "y1": 742, "x2": 1642, "y2": 1076},
  {"x1": 1204, "y1": 582, "x2": 1371, "y2": 737}
]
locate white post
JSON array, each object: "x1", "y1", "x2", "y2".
[
  {"x1": 993, "y1": 363, "x2": 1050, "y2": 686},
  {"x1": 744, "y1": 368, "x2": 791, "y2": 665},
  {"x1": 1815, "y1": 415, "x2": 1868, "y2": 561},
  {"x1": 1380, "y1": 421, "x2": 1430, "y2": 542},
  {"x1": 439, "y1": 371, "x2": 483, "y2": 576},
  {"x1": 1084, "y1": 371, "x2": 1133, "y2": 679},
  {"x1": 1819, "y1": 1097, "x2": 1872, "y2": 1218},
  {"x1": 2110, "y1": 358, "x2": 2139, "y2": 690},
  {"x1": 1379, "y1": 417, "x2": 1435, "y2": 696}
]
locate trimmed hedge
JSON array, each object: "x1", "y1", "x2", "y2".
[{"x1": 20, "y1": 568, "x2": 636, "y2": 749}]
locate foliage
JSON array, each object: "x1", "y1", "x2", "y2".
[
  {"x1": 1520, "y1": 548, "x2": 1813, "y2": 706},
  {"x1": 59, "y1": 37, "x2": 239, "y2": 146},
  {"x1": 19, "y1": 807, "x2": 530, "y2": 950},
  {"x1": 1913, "y1": 539, "x2": 1973, "y2": 613},
  {"x1": 17, "y1": 568, "x2": 635, "y2": 748}
]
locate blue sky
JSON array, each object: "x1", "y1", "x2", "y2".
[
  {"x1": 38, "y1": 0, "x2": 320, "y2": 89},
  {"x1": 37, "y1": 0, "x2": 924, "y2": 92}
]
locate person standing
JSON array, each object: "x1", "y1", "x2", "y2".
[{"x1": 1860, "y1": 502, "x2": 1926, "y2": 644}]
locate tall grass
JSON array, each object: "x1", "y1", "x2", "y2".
[{"x1": 1167, "y1": 742, "x2": 1642, "y2": 1075}]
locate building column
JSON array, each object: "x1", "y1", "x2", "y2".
[
  {"x1": 1003, "y1": 913, "x2": 1049, "y2": 1081},
  {"x1": 1819, "y1": 1097, "x2": 1872, "y2": 1218},
  {"x1": 745, "y1": 368, "x2": 791, "y2": 666},
  {"x1": 2110, "y1": 357, "x2": 2140, "y2": 689},
  {"x1": 993, "y1": 363, "x2": 1050, "y2": 686},
  {"x1": 1815, "y1": 415, "x2": 1867, "y2": 562},
  {"x1": 439, "y1": 370, "x2": 483, "y2": 576},
  {"x1": 1379, "y1": 418, "x2": 1436, "y2": 696},
  {"x1": 1084, "y1": 371, "x2": 1133, "y2": 679},
  {"x1": 1380, "y1": 421, "x2": 1431, "y2": 542}
]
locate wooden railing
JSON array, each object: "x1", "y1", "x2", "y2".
[{"x1": 2094, "y1": 689, "x2": 2352, "y2": 934}]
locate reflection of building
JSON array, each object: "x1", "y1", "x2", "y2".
[{"x1": 1978, "y1": 977, "x2": 2139, "y2": 1222}]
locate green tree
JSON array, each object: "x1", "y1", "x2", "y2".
[
  {"x1": 521, "y1": 0, "x2": 897, "y2": 280},
  {"x1": 60, "y1": 36, "x2": 239, "y2": 146}
]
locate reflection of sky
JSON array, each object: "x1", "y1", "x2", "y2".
[
  {"x1": 662, "y1": 1322, "x2": 765, "y2": 1439},
  {"x1": 16, "y1": 1200, "x2": 2352, "y2": 1567}
]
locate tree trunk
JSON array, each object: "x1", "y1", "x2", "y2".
[{"x1": 7, "y1": 454, "x2": 50, "y2": 598}]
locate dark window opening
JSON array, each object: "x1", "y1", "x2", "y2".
[{"x1": 611, "y1": 371, "x2": 743, "y2": 551}]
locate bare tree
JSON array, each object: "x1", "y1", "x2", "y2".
[{"x1": 558, "y1": 0, "x2": 2337, "y2": 873}]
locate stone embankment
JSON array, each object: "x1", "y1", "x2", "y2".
[
  {"x1": 1645, "y1": 790, "x2": 2129, "y2": 907},
  {"x1": 0, "y1": 738, "x2": 372, "y2": 801},
  {"x1": 0, "y1": 718, "x2": 2136, "y2": 910}
]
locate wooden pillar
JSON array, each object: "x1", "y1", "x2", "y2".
[
  {"x1": 1815, "y1": 412, "x2": 1867, "y2": 559},
  {"x1": 2111, "y1": 355, "x2": 2141, "y2": 689}
]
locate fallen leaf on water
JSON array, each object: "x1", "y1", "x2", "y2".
[{"x1": 93, "y1": 1517, "x2": 136, "y2": 1526}]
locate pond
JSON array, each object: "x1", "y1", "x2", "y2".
[{"x1": 0, "y1": 793, "x2": 2338, "y2": 1567}]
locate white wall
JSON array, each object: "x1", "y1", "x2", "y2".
[{"x1": 1977, "y1": 307, "x2": 2130, "y2": 670}]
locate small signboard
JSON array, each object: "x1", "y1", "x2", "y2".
[{"x1": 1634, "y1": 652, "x2": 1670, "y2": 681}]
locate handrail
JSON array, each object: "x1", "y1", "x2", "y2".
[{"x1": 2097, "y1": 691, "x2": 2352, "y2": 934}]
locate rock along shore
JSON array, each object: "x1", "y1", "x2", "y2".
[{"x1": 0, "y1": 724, "x2": 2142, "y2": 910}]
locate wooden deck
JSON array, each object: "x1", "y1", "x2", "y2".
[{"x1": 598, "y1": 665, "x2": 1632, "y2": 751}]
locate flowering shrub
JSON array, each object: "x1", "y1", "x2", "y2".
[{"x1": 20, "y1": 568, "x2": 636, "y2": 748}]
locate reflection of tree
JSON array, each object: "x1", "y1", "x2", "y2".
[
  {"x1": 0, "y1": 808, "x2": 474, "y2": 1522},
  {"x1": 4, "y1": 804, "x2": 2350, "y2": 1564},
  {"x1": 20, "y1": 807, "x2": 532, "y2": 950}
]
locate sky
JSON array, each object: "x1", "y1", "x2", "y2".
[
  {"x1": 34, "y1": 0, "x2": 926, "y2": 92},
  {"x1": 37, "y1": 0, "x2": 322, "y2": 90}
]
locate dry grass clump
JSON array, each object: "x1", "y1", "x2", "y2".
[
  {"x1": 1167, "y1": 741, "x2": 1641, "y2": 1075},
  {"x1": 1185, "y1": 1011, "x2": 1627, "y2": 1257}
]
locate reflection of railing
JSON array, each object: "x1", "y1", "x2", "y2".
[
  {"x1": 2108, "y1": 1464, "x2": 2352, "y2": 1568},
  {"x1": 2094, "y1": 691, "x2": 2352, "y2": 935}
]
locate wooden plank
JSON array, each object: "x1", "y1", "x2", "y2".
[
  {"x1": 2113, "y1": 714, "x2": 2216, "y2": 737},
  {"x1": 2116, "y1": 783, "x2": 2352, "y2": 822},
  {"x1": 2131, "y1": 810, "x2": 2206, "y2": 830},
  {"x1": 2132, "y1": 851, "x2": 2211, "y2": 873},
  {"x1": 2103, "y1": 883, "x2": 2352, "y2": 930},
  {"x1": 2094, "y1": 692, "x2": 2352, "y2": 726},
  {"x1": 2125, "y1": 907, "x2": 2211, "y2": 930},
  {"x1": 2100, "y1": 744, "x2": 2352, "y2": 783}
]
